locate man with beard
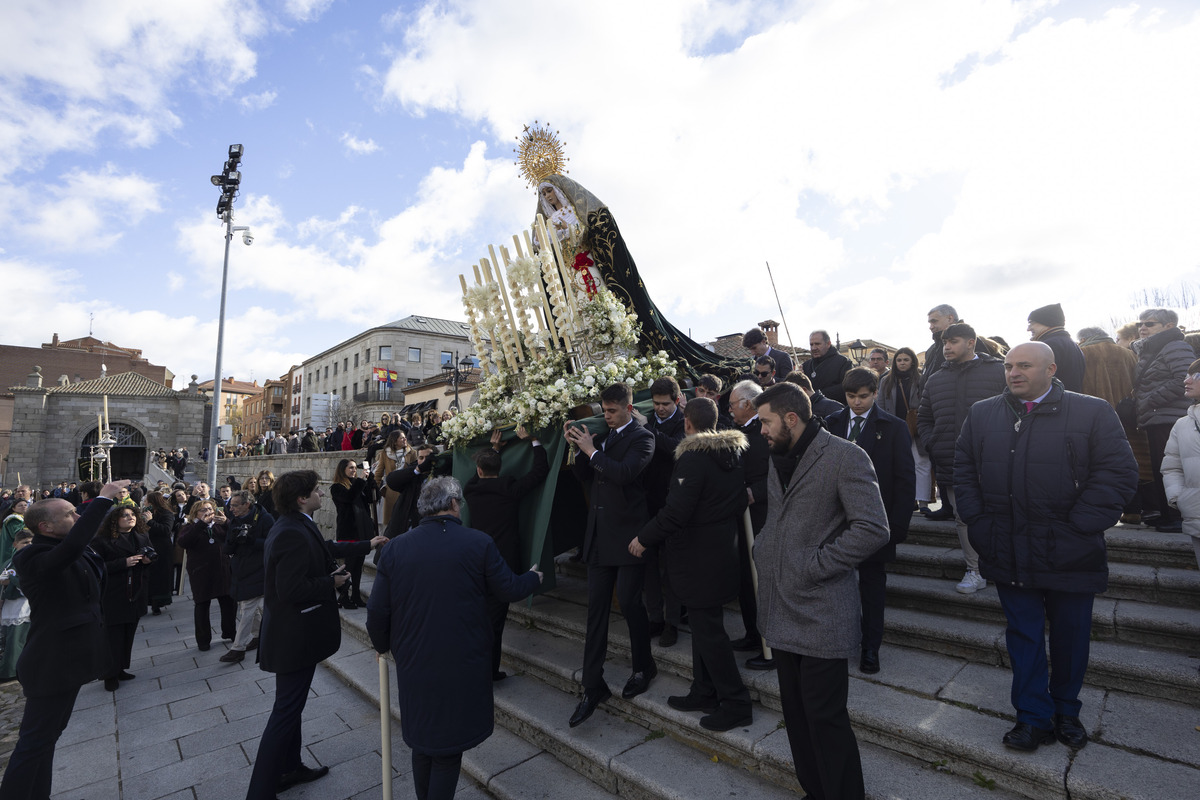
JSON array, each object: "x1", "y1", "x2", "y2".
[{"x1": 751, "y1": 382, "x2": 888, "y2": 800}]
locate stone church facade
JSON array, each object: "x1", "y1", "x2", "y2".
[{"x1": 7, "y1": 368, "x2": 207, "y2": 488}]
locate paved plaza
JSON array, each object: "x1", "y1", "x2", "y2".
[{"x1": 0, "y1": 596, "x2": 489, "y2": 800}]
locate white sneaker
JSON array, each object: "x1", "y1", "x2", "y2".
[{"x1": 956, "y1": 570, "x2": 987, "y2": 594}]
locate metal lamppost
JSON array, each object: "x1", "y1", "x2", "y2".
[
  {"x1": 206, "y1": 144, "x2": 253, "y2": 491},
  {"x1": 440, "y1": 352, "x2": 476, "y2": 410},
  {"x1": 848, "y1": 339, "x2": 868, "y2": 365}
]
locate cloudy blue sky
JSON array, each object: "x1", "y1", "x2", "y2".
[{"x1": 3, "y1": 0, "x2": 1198, "y2": 385}]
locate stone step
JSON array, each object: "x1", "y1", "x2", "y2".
[
  {"x1": 890, "y1": 542, "x2": 1200, "y2": 609},
  {"x1": 479, "y1": 574, "x2": 1200, "y2": 800},
  {"x1": 906, "y1": 517, "x2": 1197, "y2": 571},
  {"x1": 884, "y1": 573, "x2": 1200, "y2": 653},
  {"x1": 331, "y1": 595, "x2": 1032, "y2": 800}
]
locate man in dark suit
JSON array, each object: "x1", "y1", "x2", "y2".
[
  {"x1": 641, "y1": 376, "x2": 687, "y2": 647},
  {"x1": 826, "y1": 368, "x2": 916, "y2": 675},
  {"x1": 245, "y1": 470, "x2": 386, "y2": 800},
  {"x1": 0, "y1": 480, "x2": 125, "y2": 800},
  {"x1": 463, "y1": 426, "x2": 550, "y2": 681},
  {"x1": 726, "y1": 379, "x2": 774, "y2": 670},
  {"x1": 743, "y1": 327, "x2": 794, "y2": 378},
  {"x1": 562, "y1": 382, "x2": 657, "y2": 727}
]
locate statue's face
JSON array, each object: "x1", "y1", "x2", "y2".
[{"x1": 541, "y1": 184, "x2": 561, "y2": 211}]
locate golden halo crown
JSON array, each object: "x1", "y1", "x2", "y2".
[{"x1": 514, "y1": 121, "x2": 569, "y2": 187}]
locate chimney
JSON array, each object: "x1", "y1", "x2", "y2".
[
  {"x1": 26, "y1": 366, "x2": 43, "y2": 388},
  {"x1": 51, "y1": 333, "x2": 60, "y2": 346},
  {"x1": 758, "y1": 319, "x2": 780, "y2": 347}
]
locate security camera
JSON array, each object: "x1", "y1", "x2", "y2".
[{"x1": 242, "y1": 231, "x2": 254, "y2": 246}]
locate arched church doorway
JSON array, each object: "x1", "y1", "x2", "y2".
[{"x1": 79, "y1": 424, "x2": 148, "y2": 481}]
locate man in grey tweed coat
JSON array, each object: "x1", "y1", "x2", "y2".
[{"x1": 752, "y1": 382, "x2": 890, "y2": 800}]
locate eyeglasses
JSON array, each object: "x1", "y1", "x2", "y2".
[
  {"x1": 754, "y1": 370, "x2": 772, "y2": 377},
  {"x1": 1137, "y1": 321, "x2": 1162, "y2": 328}
]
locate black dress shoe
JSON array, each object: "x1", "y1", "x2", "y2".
[
  {"x1": 622, "y1": 663, "x2": 658, "y2": 699},
  {"x1": 278, "y1": 763, "x2": 329, "y2": 791},
  {"x1": 569, "y1": 685, "x2": 612, "y2": 727},
  {"x1": 197, "y1": 643, "x2": 210, "y2": 652},
  {"x1": 658, "y1": 624, "x2": 678, "y2": 647},
  {"x1": 745, "y1": 654, "x2": 776, "y2": 670},
  {"x1": 103, "y1": 678, "x2": 119, "y2": 691},
  {"x1": 1155, "y1": 520, "x2": 1183, "y2": 533},
  {"x1": 1054, "y1": 714, "x2": 1088, "y2": 749},
  {"x1": 700, "y1": 706, "x2": 753, "y2": 732},
  {"x1": 667, "y1": 693, "x2": 719, "y2": 713},
  {"x1": 117, "y1": 671, "x2": 136, "y2": 680},
  {"x1": 246, "y1": 637, "x2": 259, "y2": 651},
  {"x1": 492, "y1": 670, "x2": 507, "y2": 682},
  {"x1": 859, "y1": 649, "x2": 880, "y2": 675},
  {"x1": 923, "y1": 506, "x2": 955, "y2": 521},
  {"x1": 729, "y1": 635, "x2": 759, "y2": 652},
  {"x1": 1002, "y1": 722, "x2": 1056, "y2": 751}
]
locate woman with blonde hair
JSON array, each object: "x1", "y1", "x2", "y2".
[{"x1": 374, "y1": 430, "x2": 408, "y2": 531}]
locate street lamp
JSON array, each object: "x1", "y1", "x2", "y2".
[
  {"x1": 206, "y1": 144, "x2": 253, "y2": 491},
  {"x1": 848, "y1": 339, "x2": 868, "y2": 364},
  {"x1": 440, "y1": 352, "x2": 476, "y2": 410}
]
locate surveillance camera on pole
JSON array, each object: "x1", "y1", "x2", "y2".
[{"x1": 206, "y1": 144, "x2": 251, "y2": 491}]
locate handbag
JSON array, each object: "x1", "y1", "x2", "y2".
[{"x1": 1116, "y1": 396, "x2": 1137, "y2": 428}]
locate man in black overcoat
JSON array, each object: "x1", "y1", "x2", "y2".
[
  {"x1": 0, "y1": 480, "x2": 125, "y2": 800},
  {"x1": 631, "y1": 398, "x2": 752, "y2": 732},
  {"x1": 563, "y1": 382, "x2": 657, "y2": 727},
  {"x1": 220, "y1": 490, "x2": 274, "y2": 664},
  {"x1": 641, "y1": 376, "x2": 687, "y2": 646},
  {"x1": 826, "y1": 368, "x2": 916, "y2": 676},
  {"x1": 244, "y1": 471, "x2": 386, "y2": 800},
  {"x1": 462, "y1": 426, "x2": 549, "y2": 680}
]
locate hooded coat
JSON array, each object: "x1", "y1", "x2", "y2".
[
  {"x1": 916, "y1": 353, "x2": 1006, "y2": 483},
  {"x1": 1162, "y1": 404, "x2": 1200, "y2": 542},
  {"x1": 954, "y1": 382, "x2": 1137, "y2": 593},
  {"x1": 636, "y1": 429, "x2": 748, "y2": 608},
  {"x1": 1133, "y1": 325, "x2": 1194, "y2": 428}
]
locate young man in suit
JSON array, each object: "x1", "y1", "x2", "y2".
[
  {"x1": 1, "y1": 480, "x2": 126, "y2": 800},
  {"x1": 825, "y1": 368, "x2": 916, "y2": 675},
  {"x1": 245, "y1": 471, "x2": 386, "y2": 800},
  {"x1": 753, "y1": 382, "x2": 890, "y2": 800},
  {"x1": 641, "y1": 376, "x2": 687, "y2": 647},
  {"x1": 563, "y1": 382, "x2": 657, "y2": 728}
]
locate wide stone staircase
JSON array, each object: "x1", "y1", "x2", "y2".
[{"x1": 325, "y1": 515, "x2": 1200, "y2": 799}]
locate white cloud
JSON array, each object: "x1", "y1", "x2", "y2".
[
  {"x1": 378, "y1": 0, "x2": 1200, "y2": 350},
  {"x1": 285, "y1": 0, "x2": 336, "y2": 22},
  {"x1": 239, "y1": 90, "x2": 278, "y2": 111},
  {"x1": 0, "y1": 1, "x2": 267, "y2": 175},
  {"x1": 340, "y1": 133, "x2": 380, "y2": 155}
]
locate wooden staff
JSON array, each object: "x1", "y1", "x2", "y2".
[
  {"x1": 481, "y1": 260, "x2": 518, "y2": 372},
  {"x1": 537, "y1": 214, "x2": 581, "y2": 325},
  {"x1": 517, "y1": 233, "x2": 560, "y2": 348},
  {"x1": 743, "y1": 509, "x2": 772, "y2": 660},
  {"x1": 488, "y1": 245, "x2": 524, "y2": 363},
  {"x1": 501, "y1": 244, "x2": 548, "y2": 336},
  {"x1": 379, "y1": 655, "x2": 393, "y2": 800},
  {"x1": 525, "y1": 226, "x2": 573, "y2": 353}
]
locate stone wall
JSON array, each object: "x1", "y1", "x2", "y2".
[{"x1": 210, "y1": 451, "x2": 366, "y2": 537}]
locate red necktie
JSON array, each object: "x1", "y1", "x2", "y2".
[{"x1": 1024, "y1": 401, "x2": 1037, "y2": 413}]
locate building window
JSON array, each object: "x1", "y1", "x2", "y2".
[
  {"x1": 408, "y1": 347, "x2": 421, "y2": 362},
  {"x1": 379, "y1": 345, "x2": 392, "y2": 360},
  {"x1": 353, "y1": 382, "x2": 358, "y2": 396},
  {"x1": 306, "y1": 397, "x2": 311, "y2": 409},
  {"x1": 334, "y1": 362, "x2": 338, "y2": 375},
  {"x1": 354, "y1": 353, "x2": 359, "y2": 368},
  {"x1": 407, "y1": 378, "x2": 420, "y2": 386},
  {"x1": 324, "y1": 366, "x2": 329, "y2": 379},
  {"x1": 342, "y1": 386, "x2": 347, "y2": 398},
  {"x1": 440, "y1": 351, "x2": 453, "y2": 367},
  {"x1": 343, "y1": 358, "x2": 348, "y2": 371},
  {"x1": 365, "y1": 348, "x2": 371, "y2": 362}
]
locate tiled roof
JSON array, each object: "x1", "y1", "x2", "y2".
[
  {"x1": 36, "y1": 372, "x2": 179, "y2": 397},
  {"x1": 379, "y1": 315, "x2": 476, "y2": 339},
  {"x1": 196, "y1": 378, "x2": 261, "y2": 395}
]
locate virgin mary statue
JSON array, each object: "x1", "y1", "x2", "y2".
[{"x1": 533, "y1": 173, "x2": 742, "y2": 380}]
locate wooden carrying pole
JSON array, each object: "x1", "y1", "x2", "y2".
[
  {"x1": 743, "y1": 509, "x2": 772, "y2": 659},
  {"x1": 379, "y1": 655, "x2": 393, "y2": 800},
  {"x1": 488, "y1": 245, "x2": 524, "y2": 363}
]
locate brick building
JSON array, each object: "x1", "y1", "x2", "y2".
[{"x1": 243, "y1": 378, "x2": 287, "y2": 443}]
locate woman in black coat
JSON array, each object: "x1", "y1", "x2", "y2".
[
  {"x1": 91, "y1": 506, "x2": 153, "y2": 691},
  {"x1": 330, "y1": 459, "x2": 373, "y2": 608},
  {"x1": 143, "y1": 490, "x2": 176, "y2": 614},
  {"x1": 366, "y1": 477, "x2": 541, "y2": 800},
  {"x1": 177, "y1": 499, "x2": 237, "y2": 651}
]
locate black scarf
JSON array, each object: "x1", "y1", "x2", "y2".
[{"x1": 773, "y1": 416, "x2": 823, "y2": 491}]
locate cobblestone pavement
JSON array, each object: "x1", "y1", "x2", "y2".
[{"x1": 0, "y1": 596, "x2": 489, "y2": 800}]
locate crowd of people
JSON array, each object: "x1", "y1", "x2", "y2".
[{"x1": 0, "y1": 301, "x2": 1197, "y2": 800}]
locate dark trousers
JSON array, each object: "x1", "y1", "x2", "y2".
[
  {"x1": 583, "y1": 560, "x2": 651, "y2": 691},
  {"x1": 995, "y1": 583, "x2": 1094, "y2": 729},
  {"x1": 737, "y1": 523, "x2": 759, "y2": 641},
  {"x1": 103, "y1": 620, "x2": 139, "y2": 678},
  {"x1": 411, "y1": 751, "x2": 463, "y2": 800},
  {"x1": 1146, "y1": 423, "x2": 1179, "y2": 522},
  {"x1": 857, "y1": 561, "x2": 887, "y2": 652},
  {"x1": 194, "y1": 595, "x2": 238, "y2": 648},
  {"x1": 775, "y1": 649, "x2": 864, "y2": 800},
  {"x1": 0, "y1": 686, "x2": 81, "y2": 800},
  {"x1": 642, "y1": 546, "x2": 681, "y2": 626},
  {"x1": 245, "y1": 664, "x2": 316, "y2": 800},
  {"x1": 688, "y1": 605, "x2": 750, "y2": 710},
  {"x1": 344, "y1": 551, "x2": 366, "y2": 602},
  {"x1": 487, "y1": 596, "x2": 509, "y2": 676}
]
